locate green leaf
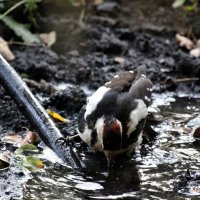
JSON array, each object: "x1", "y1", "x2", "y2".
[
  {"x1": 22, "y1": 156, "x2": 44, "y2": 171},
  {"x1": 172, "y1": 0, "x2": 186, "y2": 8},
  {"x1": 1, "y1": 15, "x2": 40, "y2": 43},
  {"x1": 15, "y1": 144, "x2": 39, "y2": 154},
  {"x1": 25, "y1": 0, "x2": 39, "y2": 13},
  {"x1": 183, "y1": 3, "x2": 197, "y2": 11}
]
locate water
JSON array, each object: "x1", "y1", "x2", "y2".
[{"x1": 21, "y1": 92, "x2": 200, "y2": 199}]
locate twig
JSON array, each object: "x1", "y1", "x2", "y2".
[
  {"x1": 23, "y1": 78, "x2": 56, "y2": 94},
  {"x1": 8, "y1": 41, "x2": 38, "y2": 47},
  {"x1": 173, "y1": 77, "x2": 199, "y2": 83}
]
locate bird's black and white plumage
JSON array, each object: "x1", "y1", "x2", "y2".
[{"x1": 76, "y1": 65, "x2": 152, "y2": 166}]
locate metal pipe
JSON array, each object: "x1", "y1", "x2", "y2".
[{"x1": 0, "y1": 54, "x2": 83, "y2": 169}]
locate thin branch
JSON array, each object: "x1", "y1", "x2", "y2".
[{"x1": 173, "y1": 77, "x2": 199, "y2": 83}]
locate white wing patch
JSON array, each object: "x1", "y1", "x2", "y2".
[
  {"x1": 93, "y1": 117, "x2": 105, "y2": 152},
  {"x1": 127, "y1": 99, "x2": 148, "y2": 137},
  {"x1": 84, "y1": 86, "x2": 110, "y2": 119},
  {"x1": 77, "y1": 125, "x2": 92, "y2": 146}
]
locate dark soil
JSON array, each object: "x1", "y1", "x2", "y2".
[
  {"x1": 1, "y1": 1, "x2": 199, "y2": 133},
  {"x1": 1, "y1": 0, "x2": 200, "y2": 199}
]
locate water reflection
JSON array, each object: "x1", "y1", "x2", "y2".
[
  {"x1": 24, "y1": 152, "x2": 141, "y2": 199},
  {"x1": 23, "y1": 93, "x2": 200, "y2": 199},
  {"x1": 71, "y1": 151, "x2": 140, "y2": 199}
]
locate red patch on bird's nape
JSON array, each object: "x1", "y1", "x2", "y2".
[
  {"x1": 103, "y1": 117, "x2": 122, "y2": 136},
  {"x1": 112, "y1": 122, "x2": 121, "y2": 132}
]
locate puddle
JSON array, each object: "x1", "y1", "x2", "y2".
[{"x1": 17, "y1": 92, "x2": 200, "y2": 199}]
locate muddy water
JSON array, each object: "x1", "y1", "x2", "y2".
[{"x1": 22, "y1": 92, "x2": 200, "y2": 200}]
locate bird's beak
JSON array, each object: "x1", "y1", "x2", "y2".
[{"x1": 104, "y1": 151, "x2": 113, "y2": 167}]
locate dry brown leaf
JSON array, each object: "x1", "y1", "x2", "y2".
[
  {"x1": 190, "y1": 48, "x2": 200, "y2": 58},
  {"x1": 39, "y1": 31, "x2": 56, "y2": 47},
  {"x1": 19, "y1": 131, "x2": 40, "y2": 147},
  {"x1": 1, "y1": 134, "x2": 23, "y2": 145},
  {"x1": 175, "y1": 33, "x2": 194, "y2": 50},
  {"x1": 0, "y1": 37, "x2": 15, "y2": 61},
  {"x1": 193, "y1": 126, "x2": 200, "y2": 138}
]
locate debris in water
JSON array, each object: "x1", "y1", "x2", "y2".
[
  {"x1": 1, "y1": 133, "x2": 23, "y2": 145},
  {"x1": 22, "y1": 156, "x2": 44, "y2": 171},
  {"x1": 47, "y1": 109, "x2": 69, "y2": 123}
]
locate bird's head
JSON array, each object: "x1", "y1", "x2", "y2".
[{"x1": 95, "y1": 116, "x2": 122, "y2": 166}]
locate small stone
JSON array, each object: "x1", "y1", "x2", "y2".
[{"x1": 114, "y1": 57, "x2": 125, "y2": 64}]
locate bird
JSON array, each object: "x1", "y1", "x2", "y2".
[{"x1": 76, "y1": 65, "x2": 153, "y2": 166}]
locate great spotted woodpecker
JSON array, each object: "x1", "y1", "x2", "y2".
[{"x1": 76, "y1": 65, "x2": 153, "y2": 166}]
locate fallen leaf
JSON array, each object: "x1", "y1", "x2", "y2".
[
  {"x1": 190, "y1": 48, "x2": 200, "y2": 58},
  {"x1": 39, "y1": 31, "x2": 56, "y2": 47},
  {"x1": 170, "y1": 127, "x2": 191, "y2": 134},
  {"x1": 1, "y1": 133, "x2": 22, "y2": 145},
  {"x1": 15, "y1": 144, "x2": 39, "y2": 154},
  {"x1": 19, "y1": 131, "x2": 40, "y2": 147},
  {"x1": 193, "y1": 127, "x2": 200, "y2": 138},
  {"x1": 176, "y1": 33, "x2": 193, "y2": 50},
  {"x1": 170, "y1": 113, "x2": 193, "y2": 123},
  {"x1": 172, "y1": 113, "x2": 192, "y2": 119},
  {"x1": 0, "y1": 152, "x2": 10, "y2": 171},
  {"x1": 22, "y1": 156, "x2": 44, "y2": 171},
  {"x1": 47, "y1": 109, "x2": 69, "y2": 123},
  {"x1": 0, "y1": 37, "x2": 15, "y2": 61},
  {"x1": 114, "y1": 57, "x2": 125, "y2": 64}
]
